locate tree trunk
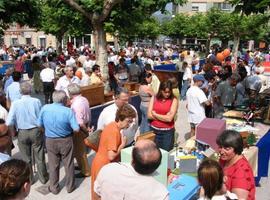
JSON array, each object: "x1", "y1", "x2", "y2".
[
  {"x1": 92, "y1": 22, "x2": 110, "y2": 93},
  {"x1": 206, "y1": 36, "x2": 212, "y2": 55},
  {"x1": 56, "y1": 35, "x2": 63, "y2": 54},
  {"x1": 232, "y1": 35, "x2": 240, "y2": 66},
  {"x1": 113, "y1": 35, "x2": 119, "y2": 52},
  {"x1": 221, "y1": 39, "x2": 229, "y2": 49}
]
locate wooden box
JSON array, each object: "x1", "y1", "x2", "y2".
[
  {"x1": 104, "y1": 91, "x2": 114, "y2": 103},
  {"x1": 123, "y1": 82, "x2": 137, "y2": 91},
  {"x1": 81, "y1": 84, "x2": 104, "y2": 106}
]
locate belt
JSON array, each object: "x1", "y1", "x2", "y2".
[
  {"x1": 18, "y1": 127, "x2": 38, "y2": 131},
  {"x1": 151, "y1": 125, "x2": 173, "y2": 131}
]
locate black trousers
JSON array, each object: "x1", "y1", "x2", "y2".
[{"x1": 43, "y1": 82, "x2": 54, "y2": 104}]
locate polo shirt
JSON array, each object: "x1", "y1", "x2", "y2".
[{"x1": 37, "y1": 103, "x2": 79, "y2": 138}]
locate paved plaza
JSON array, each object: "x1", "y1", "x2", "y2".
[{"x1": 9, "y1": 96, "x2": 270, "y2": 199}]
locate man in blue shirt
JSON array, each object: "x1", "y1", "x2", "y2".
[
  {"x1": 6, "y1": 81, "x2": 48, "y2": 184},
  {"x1": 6, "y1": 71, "x2": 22, "y2": 109},
  {"x1": 37, "y1": 90, "x2": 79, "y2": 194}
]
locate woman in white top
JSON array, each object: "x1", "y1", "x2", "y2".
[{"x1": 197, "y1": 159, "x2": 238, "y2": 200}]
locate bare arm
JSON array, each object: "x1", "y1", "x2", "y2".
[
  {"x1": 147, "y1": 96, "x2": 155, "y2": 120},
  {"x1": 231, "y1": 188, "x2": 249, "y2": 200},
  {"x1": 151, "y1": 98, "x2": 178, "y2": 122}
]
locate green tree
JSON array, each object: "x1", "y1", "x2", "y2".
[
  {"x1": 0, "y1": 0, "x2": 41, "y2": 34},
  {"x1": 161, "y1": 14, "x2": 190, "y2": 47},
  {"x1": 228, "y1": 0, "x2": 270, "y2": 15},
  {"x1": 40, "y1": 0, "x2": 91, "y2": 53},
  {"x1": 62, "y1": 0, "x2": 187, "y2": 80}
]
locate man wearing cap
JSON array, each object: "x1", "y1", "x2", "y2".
[{"x1": 186, "y1": 74, "x2": 211, "y2": 137}]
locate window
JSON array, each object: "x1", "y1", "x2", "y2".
[
  {"x1": 26, "y1": 38, "x2": 31, "y2": 45},
  {"x1": 192, "y1": 6, "x2": 199, "y2": 11},
  {"x1": 11, "y1": 38, "x2": 18, "y2": 45},
  {"x1": 40, "y1": 38, "x2": 46, "y2": 48},
  {"x1": 214, "y1": 3, "x2": 232, "y2": 11}
]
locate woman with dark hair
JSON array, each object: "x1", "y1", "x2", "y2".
[
  {"x1": 0, "y1": 159, "x2": 31, "y2": 200},
  {"x1": 216, "y1": 130, "x2": 255, "y2": 200},
  {"x1": 198, "y1": 159, "x2": 238, "y2": 200},
  {"x1": 91, "y1": 104, "x2": 136, "y2": 200},
  {"x1": 139, "y1": 73, "x2": 154, "y2": 133},
  {"x1": 148, "y1": 80, "x2": 178, "y2": 151}
]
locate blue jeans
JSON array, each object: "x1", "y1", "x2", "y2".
[
  {"x1": 140, "y1": 105, "x2": 151, "y2": 134},
  {"x1": 151, "y1": 127, "x2": 175, "y2": 151},
  {"x1": 181, "y1": 80, "x2": 190, "y2": 100}
]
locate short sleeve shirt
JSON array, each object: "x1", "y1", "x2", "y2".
[{"x1": 220, "y1": 157, "x2": 255, "y2": 200}]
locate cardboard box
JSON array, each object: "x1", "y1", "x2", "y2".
[
  {"x1": 196, "y1": 118, "x2": 226, "y2": 151},
  {"x1": 121, "y1": 146, "x2": 168, "y2": 186}
]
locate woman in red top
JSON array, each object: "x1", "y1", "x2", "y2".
[
  {"x1": 216, "y1": 130, "x2": 255, "y2": 200},
  {"x1": 148, "y1": 80, "x2": 178, "y2": 151}
]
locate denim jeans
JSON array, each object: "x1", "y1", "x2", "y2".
[
  {"x1": 151, "y1": 127, "x2": 175, "y2": 151},
  {"x1": 181, "y1": 80, "x2": 190, "y2": 100},
  {"x1": 140, "y1": 104, "x2": 151, "y2": 134}
]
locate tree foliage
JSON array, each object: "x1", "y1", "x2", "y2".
[
  {"x1": 0, "y1": 0, "x2": 41, "y2": 32},
  {"x1": 228, "y1": 0, "x2": 270, "y2": 15}
]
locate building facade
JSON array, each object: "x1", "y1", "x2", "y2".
[
  {"x1": 173, "y1": 0, "x2": 233, "y2": 15},
  {"x1": 3, "y1": 23, "x2": 57, "y2": 49}
]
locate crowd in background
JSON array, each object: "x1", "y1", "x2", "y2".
[{"x1": 0, "y1": 43, "x2": 269, "y2": 200}]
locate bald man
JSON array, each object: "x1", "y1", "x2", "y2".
[{"x1": 94, "y1": 140, "x2": 168, "y2": 200}]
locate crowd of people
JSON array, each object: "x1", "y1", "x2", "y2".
[{"x1": 0, "y1": 43, "x2": 269, "y2": 199}]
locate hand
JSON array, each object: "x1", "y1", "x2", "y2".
[
  {"x1": 151, "y1": 111, "x2": 157, "y2": 117},
  {"x1": 87, "y1": 126, "x2": 94, "y2": 133}
]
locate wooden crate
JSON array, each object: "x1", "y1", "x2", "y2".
[
  {"x1": 81, "y1": 84, "x2": 104, "y2": 106},
  {"x1": 123, "y1": 82, "x2": 137, "y2": 91}
]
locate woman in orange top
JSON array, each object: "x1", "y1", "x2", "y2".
[{"x1": 91, "y1": 104, "x2": 136, "y2": 200}]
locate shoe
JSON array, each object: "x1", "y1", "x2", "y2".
[
  {"x1": 67, "y1": 186, "x2": 76, "y2": 193},
  {"x1": 48, "y1": 186, "x2": 60, "y2": 195},
  {"x1": 75, "y1": 172, "x2": 88, "y2": 178}
]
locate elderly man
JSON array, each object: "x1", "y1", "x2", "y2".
[
  {"x1": 6, "y1": 71, "x2": 22, "y2": 108},
  {"x1": 97, "y1": 87, "x2": 138, "y2": 146},
  {"x1": 55, "y1": 66, "x2": 80, "y2": 93},
  {"x1": 67, "y1": 83, "x2": 91, "y2": 178},
  {"x1": 6, "y1": 81, "x2": 48, "y2": 184},
  {"x1": 94, "y1": 139, "x2": 168, "y2": 200},
  {"x1": 37, "y1": 90, "x2": 79, "y2": 194}
]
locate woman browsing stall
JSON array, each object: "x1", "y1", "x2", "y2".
[
  {"x1": 148, "y1": 80, "x2": 178, "y2": 151},
  {"x1": 91, "y1": 104, "x2": 136, "y2": 200}
]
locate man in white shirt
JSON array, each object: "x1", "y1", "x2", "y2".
[
  {"x1": 40, "y1": 64, "x2": 55, "y2": 104},
  {"x1": 55, "y1": 66, "x2": 80, "y2": 94},
  {"x1": 97, "y1": 88, "x2": 138, "y2": 145},
  {"x1": 94, "y1": 139, "x2": 168, "y2": 200},
  {"x1": 186, "y1": 74, "x2": 210, "y2": 137}
]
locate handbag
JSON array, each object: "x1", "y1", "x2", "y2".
[{"x1": 84, "y1": 129, "x2": 102, "y2": 152}]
